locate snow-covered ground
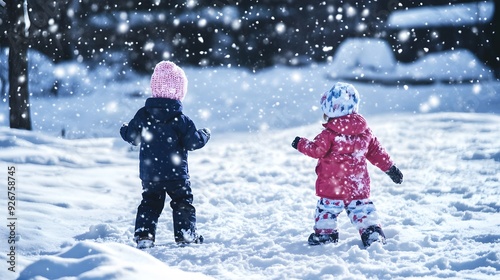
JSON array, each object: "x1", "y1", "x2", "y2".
[{"x1": 1, "y1": 42, "x2": 500, "y2": 279}]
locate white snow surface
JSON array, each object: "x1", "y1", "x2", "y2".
[{"x1": 1, "y1": 44, "x2": 500, "y2": 279}]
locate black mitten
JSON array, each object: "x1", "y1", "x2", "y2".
[
  {"x1": 199, "y1": 128, "x2": 211, "y2": 141},
  {"x1": 291, "y1": 137, "x2": 301, "y2": 149},
  {"x1": 386, "y1": 165, "x2": 403, "y2": 184},
  {"x1": 120, "y1": 123, "x2": 128, "y2": 136}
]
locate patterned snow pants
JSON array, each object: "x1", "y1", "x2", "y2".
[{"x1": 314, "y1": 198, "x2": 382, "y2": 235}]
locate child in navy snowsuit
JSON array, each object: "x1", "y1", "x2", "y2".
[
  {"x1": 120, "y1": 61, "x2": 210, "y2": 248},
  {"x1": 291, "y1": 82, "x2": 403, "y2": 247}
]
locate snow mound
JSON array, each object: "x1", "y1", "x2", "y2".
[
  {"x1": 75, "y1": 224, "x2": 122, "y2": 241},
  {"x1": 400, "y1": 49, "x2": 494, "y2": 83},
  {"x1": 0, "y1": 49, "x2": 93, "y2": 97},
  {"x1": 329, "y1": 38, "x2": 494, "y2": 84},
  {"x1": 18, "y1": 241, "x2": 214, "y2": 279},
  {"x1": 330, "y1": 38, "x2": 397, "y2": 73},
  {"x1": 387, "y1": 1, "x2": 494, "y2": 28},
  {"x1": 0, "y1": 127, "x2": 120, "y2": 167}
]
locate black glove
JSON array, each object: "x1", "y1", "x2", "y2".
[
  {"x1": 291, "y1": 136, "x2": 301, "y2": 149},
  {"x1": 386, "y1": 165, "x2": 403, "y2": 184},
  {"x1": 199, "y1": 128, "x2": 211, "y2": 141},
  {"x1": 119, "y1": 123, "x2": 128, "y2": 139}
]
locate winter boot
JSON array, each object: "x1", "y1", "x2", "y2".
[
  {"x1": 361, "y1": 225, "x2": 386, "y2": 248},
  {"x1": 176, "y1": 234, "x2": 204, "y2": 246},
  {"x1": 136, "y1": 236, "x2": 155, "y2": 249},
  {"x1": 308, "y1": 232, "x2": 339, "y2": 246}
]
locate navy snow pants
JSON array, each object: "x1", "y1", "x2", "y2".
[{"x1": 134, "y1": 180, "x2": 196, "y2": 243}]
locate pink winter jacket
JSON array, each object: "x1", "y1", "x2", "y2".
[{"x1": 297, "y1": 113, "x2": 393, "y2": 202}]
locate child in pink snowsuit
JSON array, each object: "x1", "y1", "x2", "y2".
[{"x1": 291, "y1": 82, "x2": 403, "y2": 247}]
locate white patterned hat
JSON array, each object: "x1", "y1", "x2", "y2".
[{"x1": 320, "y1": 82, "x2": 360, "y2": 118}]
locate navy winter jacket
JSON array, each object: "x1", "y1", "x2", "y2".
[{"x1": 120, "y1": 98, "x2": 209, "y2": 182}]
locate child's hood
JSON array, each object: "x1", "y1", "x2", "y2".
[
  {"x1": 323, "y1": 113, "x2": 368, "y2": 135},
  {"x1": 144, "y1": 97, "x2": 183, "y2": 120}
]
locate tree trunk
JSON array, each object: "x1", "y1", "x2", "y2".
[
  {"x1": 7, "y1": 0, "x2": 32, "y2": 130},
  {"x1": 492, "y1": 0, "x2": 500, "y2": 78}
]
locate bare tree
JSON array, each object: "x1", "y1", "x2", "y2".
[
  {"x1": 6, "y1": 0, "x2": 32, "y2": 130},
  {"x1": 491, "y1": 0, "x2": 500, "y2": 78},
  {"x1": 0, "y1": 1, "x2": 7, "y2": 97}
]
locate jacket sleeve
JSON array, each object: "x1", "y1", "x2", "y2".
[
  {"x1": 366, "y1": 131, "x2": 394, "y2": 172},
  {"x1": 120, "y1": 109, "x2": 144, "y2": 146},
  {"x1": 297, "y1": 130, "x2": 332, "y2": 159},
  {"x1": 180, "y1": 116, "x2": 209, "y2": 151}
]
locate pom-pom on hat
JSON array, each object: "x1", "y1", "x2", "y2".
[
  {"x1": 320, "y1": 82, "x2": 360, "y2": 118},
  {"x1": 150, "y1": 61, "x2": 188, "y2": 100}
]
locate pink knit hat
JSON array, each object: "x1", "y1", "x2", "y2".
[{"x1": 150, "y1": 61, "x2": 188, "y2": 100}]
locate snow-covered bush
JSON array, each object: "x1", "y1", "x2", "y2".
[{"x1": 330, "y1": 38, "x2": 396, "y2": 77}]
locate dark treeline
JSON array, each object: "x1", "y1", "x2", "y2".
[{"x1": 0, "y1": 0, "x2": 498, "y2": 73}]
